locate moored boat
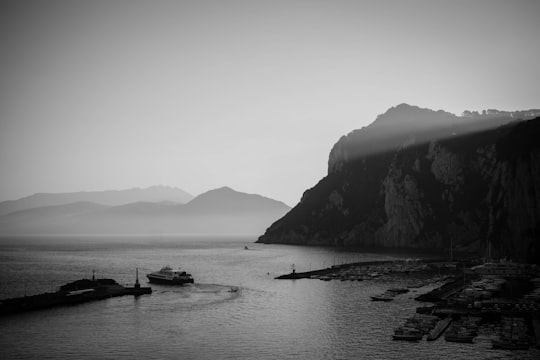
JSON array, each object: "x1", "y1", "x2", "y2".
[
  {"x1": 393, "y1": 327, "x2": 423, "y2": 341},
  {"x1": 444, "y1": 329, "x2": 475, "y2": 343},
  {"x1": 387, "y1": 288, "x2": 410, "y2": 294},
  {"x1": 370, "y1": 294, "x2": 394, "y2": 302},
  {"x1": 146, "y1": 266, "x2": 194, "y2": 285}
]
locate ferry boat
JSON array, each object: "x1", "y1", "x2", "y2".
[{"x1": 146, "y1": 266, "x2": 194, "y2": 285}]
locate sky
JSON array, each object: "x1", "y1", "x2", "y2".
[{"x1": 1, "y1": 0, "x2": 539, "y2": 206}]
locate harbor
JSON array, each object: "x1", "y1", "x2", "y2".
[{"x1": 277, "y1": 259, "x2": 540, "y2": 350}]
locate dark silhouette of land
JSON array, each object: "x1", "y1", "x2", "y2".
[{"x1": 259, "y1": 105, "x2": 540, "y2": 264}]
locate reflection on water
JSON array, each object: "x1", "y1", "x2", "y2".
[{"x1": 0, "y1": 236, "x2": 538, "y2": 359}]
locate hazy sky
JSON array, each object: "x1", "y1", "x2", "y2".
[{"x1": 1, "y1": 0, "x2": 539, "y2": 206}]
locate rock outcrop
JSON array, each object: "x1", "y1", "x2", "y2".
[{"x1": 258, "y1": 104, "x2": 540, "y2": 263}]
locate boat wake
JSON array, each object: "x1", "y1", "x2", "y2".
[{"x1": 145, "y1": 283, "x2": 241, "y2": 311}]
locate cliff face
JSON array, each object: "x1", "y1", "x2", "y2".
[{"x1": 258, "y1": 104, "x2": 540, "y2": 263}]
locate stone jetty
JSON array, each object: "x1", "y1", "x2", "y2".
[
  {"x1": 276, "y1": 258, "x2": 459, "y2": 283},
  {"x1": 0, "y1": 276, "x2": 151, "y2": 316}
]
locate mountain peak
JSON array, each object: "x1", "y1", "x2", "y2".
[
  {"x1": 328, "y1": 104, "x2": 459, "y2": 173},
  {"x1": 185, "y1": 187, "x2": 290, "y2": 214},
  {"x1": 373, "y1": 104, "x2": 456, "y2": 127},
  {"x1": 214, "y1": 186, "x2": 235, "y2": 192},
  {"x1": 193, "y1": 186, "x2": 237, "y2": 199},
  {"x1": 391, "y1": 103, "x2": 417, "y2": 111}
]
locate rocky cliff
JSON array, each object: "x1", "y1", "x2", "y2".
[{"x1": 257, "y1": 104, "x2": 540, "y2": 263}]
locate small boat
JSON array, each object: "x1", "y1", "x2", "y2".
[
  {"x1": 444, "y1": 317, "x2": 478, "y2": 343},
  {"x1": 444, "y1": 331, "x2": 475, "y2": 343},
  {"x1": 407, "y1": 281, "x2": 425, "y2": 289},
  {"x1": 393, "y1": 327, "x2": 423, "y2": 341},
  {"x1": 370, "y1": 294, "x2": 394, "y2": 302},
  {"x1": 387, "y1": 288, "x2": 410, "y2": 294},
  {"x1": 416, "y1": 305, "x2": 436, "y2": 314},
  {"x1": 146, "y1": 266, "x2": 194, "y2": 285},
  {"x1": 228, "y1": 287, "x2": 239, "y2": 293},
  {"x1": 371, "y1": 289, "x2": 399, "y2": 302}
]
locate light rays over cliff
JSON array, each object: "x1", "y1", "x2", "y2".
[
  {"x1": 1, "y1": 1, "x2": 539, "y2": 205},
  {"x1": 328, "y1": 105, "x2": 540, "y2": 171}
]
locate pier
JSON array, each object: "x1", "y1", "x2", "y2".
[
  {"x1": 426, "y1": 317, "x2": 452, "y2": 341},
  {"x1": 0, "y1": 272, "x2": 151, "y2": 316},
  {"x1": 275, "y1": 258, "x2": 453, "y2": 280},
  {"x1": 415, "y1": 277, "x2": 470, "y2": 302}
]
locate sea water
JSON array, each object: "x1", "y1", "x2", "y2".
[{"x1": 0, "y1": 235, "x2": 537, "y2": 359}]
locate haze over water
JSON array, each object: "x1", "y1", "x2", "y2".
[{"x1": 1, "y1": 236, "x2": 538, "y2": 359}]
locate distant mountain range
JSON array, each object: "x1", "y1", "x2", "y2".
[
  {"x1": 0, "y1": 185, "x2": 194, "y2": 216},
  {"x1": 0, "y1": 186, "x2": 290, "y2": 235}
]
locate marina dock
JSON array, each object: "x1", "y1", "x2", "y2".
[
  {"x1": 278, "y1": 259, "x2": 540, "y2": 351},
  {"x1": 427, "y1": 317, "x2": 452, "y2": 341}
]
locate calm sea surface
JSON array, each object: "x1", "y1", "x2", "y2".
[{"x1": 0, "y1": 235, "x2": 536, "y2": 359}]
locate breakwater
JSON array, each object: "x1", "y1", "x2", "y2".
[
  {"x1": 0, "y1": 278, "x2": 151, "y2": 316},
  {"x1": 276, "y1": 258, "x2": 459, "y2": 281}
]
